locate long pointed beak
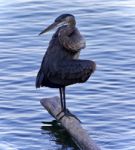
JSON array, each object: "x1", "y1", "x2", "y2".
[{"x1": 39, "y1": 22, "x2": 59, "y2": 35}]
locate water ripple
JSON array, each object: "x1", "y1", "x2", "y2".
[{"x1": 0, "y1": 0, "x2": 135, "y2": 149}]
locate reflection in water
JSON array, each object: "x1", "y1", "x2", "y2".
[
  {"x1": 0, "y1": 0, "x2": 135, "y2": 149},
  {"x1": 41, "y1": 120, "x2": 79, "y2": 150}
]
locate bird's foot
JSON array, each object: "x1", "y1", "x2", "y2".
[
  {"x1": 56, "y1": 109, "x2": 81, "y2": 123},
  {"x1": 56, "y1": 108, "x2": 65, "y2": 118}
]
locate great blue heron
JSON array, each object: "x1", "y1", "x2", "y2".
[{"x1": 36, "y1": 14, "x2": 96, "y2": 120}]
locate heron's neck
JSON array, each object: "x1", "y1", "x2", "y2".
[{"x1": 69, "y1": 19, "x2": 76, "y2": 27}]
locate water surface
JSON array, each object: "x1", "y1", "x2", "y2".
[{"x1": 0, "y1": 0, "x2": 135, "y2": 149}]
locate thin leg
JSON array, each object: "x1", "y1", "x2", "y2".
[
  {"x1": 56, "y1": 88, "x2": 64, "y2": 117},
  {"x1": 62, "y1": 87, "x2": 66, "y2": 111},
  {"x1": 59, "y1": 88, "x2": 63, "y2": 109},
  {"x1": 58, "y1": 87, "x2": 81, "y2": 122}
]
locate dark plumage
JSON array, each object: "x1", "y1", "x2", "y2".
[{"x1": 36, "y1": 14, "x2": 96, "y2": 119}]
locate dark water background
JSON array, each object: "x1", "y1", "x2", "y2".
[{"x1": 0, "y1": 0, "x2": 135, "y2": 149}]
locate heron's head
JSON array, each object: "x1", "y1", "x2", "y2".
[{"x1": 39, "y1": 14, "x2": 76, "y2": 35}]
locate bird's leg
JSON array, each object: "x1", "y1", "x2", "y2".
[
  {"x1": 63, "y1": 87, "x2": 66, "y2": 112},
  {"x1": 58, "y1": 87, "x2": 81, "y2": 122},
  {"x1": 60, "y1": 88, "x2": 64, "y2": 109},
  {"x1": 56, "y1": 88, "x2": 64, "y2": 117}
]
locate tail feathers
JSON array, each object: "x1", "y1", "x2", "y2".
[{"x1": 36, "y1": 70, "x2": 44, "y2": 88}]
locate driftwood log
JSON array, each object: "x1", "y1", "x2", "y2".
[{"x1": 40, "y1": 96, "x2": 101, "y2": 150}]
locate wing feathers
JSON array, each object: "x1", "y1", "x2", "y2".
[
  {"x1": 36, "y1": 59, "x2": 96, "y2": 87},
  {"x1": 49, "y1": 59, "x2": 96, "y2": 86},
  {"x1": 36, "y1": 70, "x2": 44, "y2": 88}
]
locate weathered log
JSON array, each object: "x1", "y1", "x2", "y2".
[{"x1": 40, "y1": 96, "x2": 101, "y2": 150}]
